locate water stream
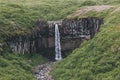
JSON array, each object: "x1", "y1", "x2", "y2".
[{"x1": 55, "y1": 24, "x2": 62, "y2": 60}]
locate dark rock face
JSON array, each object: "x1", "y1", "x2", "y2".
[
  {"x1": 7, "y1": 20, "x2": 49, "y2": 54},
  {"x1": 62, "y1": 17, "x2": 103, "y2": 39},
  {"x1": 7, "y1": 18, "x2": 103, "y2": 59}
]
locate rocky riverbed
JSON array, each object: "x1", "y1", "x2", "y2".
[{"x1": 34, "y1": 62, "x2": 55, "y2": 80}]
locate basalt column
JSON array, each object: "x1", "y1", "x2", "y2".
[
  {"x1": 7, "y1": 20, "x2": 49, "y2": 54},
  {"x1": 60, "y1": 17, "x2": 103, "y2": 56},
  {"x1": 62, "y1": 17, "x2": 103, "y2": 39}
]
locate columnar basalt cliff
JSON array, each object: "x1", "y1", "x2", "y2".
[
  {"x1": 7, "y1": 20, "x2": 49, "y2": 54},
  {"x1": 7, "y1": 18, "x2": 103, "y2": 59},
  {"x1": 61, "y1": 17, "x2": 103, "y2": 51},
  {"x1": 62, "y1": 17, "x2": 103, "y2": 39}
]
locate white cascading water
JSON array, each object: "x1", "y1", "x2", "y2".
[{"x1": 55, "y1": 24, "x2": 62, "y2": 60}]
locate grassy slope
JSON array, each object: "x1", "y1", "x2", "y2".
[
  {"x1": 0, "y1": 53, "x2": 47, "y2": 80},
  {"x1": 51, "y1": 6, "x2": 120, "y2": 80},
  {"x1": 0, "y1": 0, "x2": 120, "y2": 80},
  {"x1": 0, "y1": 0, "x2": 120, "y2": 38}
]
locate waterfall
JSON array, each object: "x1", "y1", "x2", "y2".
[{"x1": 55, "y1": 24, "x2": 62, "y2": 60}]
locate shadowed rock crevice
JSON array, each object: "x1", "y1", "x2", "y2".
[{"x1": 7, "y1": 17, "x2": 103, "y2": 59}]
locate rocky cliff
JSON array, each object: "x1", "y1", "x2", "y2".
[{"x1": 7, "y1": 17, "x2": 103, "y2": 59}]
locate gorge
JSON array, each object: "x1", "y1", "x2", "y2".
[{"x1": 6, "y1": 17, "x2": 103, "y2": 60}]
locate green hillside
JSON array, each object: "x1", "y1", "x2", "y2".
[
  {"x1": 0, "y1": 0, "x2": 120, "y2": 80},
  {"x1": 0, "y1": 0, "x2": 120, "y2": 38},
  {"x1": 0, "y1": 53, "x2": 47, "y2": 80},
  {"x1": 51, "y1": 6, "x2": 120, "y2": 80}
]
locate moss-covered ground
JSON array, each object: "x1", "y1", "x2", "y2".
[
  {"x1": 0, "y1": 53, "x2": 47, "y2": 80},
  {"x1": 0, "y1": 0, "x2": 120, "y2": 38},
  {"x1": 0, "y1": 0, "x2": 120, "y2": 80}
]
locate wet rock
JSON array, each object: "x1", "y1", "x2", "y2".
[{"x1": 34, "y1": 62, "x2": 54, "y2": 80}]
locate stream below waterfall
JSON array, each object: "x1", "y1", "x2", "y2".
[
  {"x1": 34, "y1": 24, "x2": 62, "y2": 80},
  {"x1": 34, "y1": 62, "x2": 55, "y2": 80}
]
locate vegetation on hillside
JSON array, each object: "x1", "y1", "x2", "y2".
[
  {"x1": 51, "y1": 6, "x2": 120, "y2": 80},
  {"x1": 0, "y1": 0, "x2": 120, "y2": 38},
  {"x1": 0, "y1": 53, "x2": 47, "y2": 80},
  {"x1": 0, "y1": 0, "x2": 120, "y2": 80}
]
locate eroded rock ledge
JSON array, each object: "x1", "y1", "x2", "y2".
[{"x1": 7, "y1": 17, "x2": 103, "y2": 59}]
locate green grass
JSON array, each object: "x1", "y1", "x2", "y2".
[
  {"x1": 51, "y1": 6, "x2": 120, "y2": 80},
  {"x1": 0, "y1": 0, "x2": 120, "y2": 80},
  {"x1": 0, "y1": 0, "x2": 120, "y2": 39},
  {"x1": 0, "y1": 53, "x2": 47, "y2": 80}
]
